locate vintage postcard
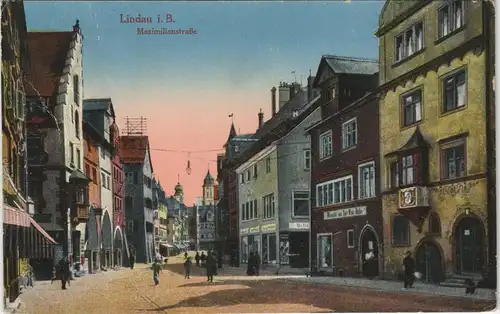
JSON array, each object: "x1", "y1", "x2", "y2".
[{"x1": 1, "y1": 0, "x2": 497, "y2": 312}]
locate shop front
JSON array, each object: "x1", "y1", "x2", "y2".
[
  {"x1": 287, "y1": 222, "x2": 310, "y2": 268},
  {"x1": 239, "y1": 226, "x2": 260, "y2": 264},
  {"x1": 260, "y1": 223, "x2": 277, "y2": 266}
]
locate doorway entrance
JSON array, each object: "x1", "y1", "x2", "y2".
[
  {"x1": 416, "y1": 241, "x2": 443, "y2": 283},
  {"x1": 360, "y1": 227, "x2": 379, "y2": 278},
  {"x1": 455, "y1": 217, "x2": 484, "y2": 274}
]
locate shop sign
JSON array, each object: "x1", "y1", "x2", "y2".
[
  {"x1": 261, "y1": 224, "x2": 276, "y2": 232},
  {"x1": 323, "y1": 206, "x2": 367, "y2": 220},
  {"x1": 249, "y1": 226, "x2": 260, "y2": 234},
  {"x1": 240, "y1": 228, "x2": 249, "y2": 235},
  {"x1": 288, "y1": 222, "x2": 310, "y2": 230}
]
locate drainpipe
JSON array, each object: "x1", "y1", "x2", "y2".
[{"x1": 306, "y1": 133, "x2": 312, "y2": 271}]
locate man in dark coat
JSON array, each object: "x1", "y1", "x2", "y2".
[
  {"x1": 403, "y1": 251, "x2": 415, "y2": 289},
  {"x1": 247, "y1": 252, "x2": 256, "y2": 276},
  {"x1": 195, "y1": 252, "x2": 201, "y2": 267},
  {"x1": 58, "y1": 257, "x2": 71, "y2": 290},
  {"x1": 205, "y1": 250, "x2": 216, "y2": 282},
  {"x1": 130, "y1": 252, "x2": 136, "y2": 270},
  {"x1": 254, "y1": 252, "x2": 261, "y2": 276},
  {"x1": 200, "y1": 252, "x2": 206, "y2": 267}
]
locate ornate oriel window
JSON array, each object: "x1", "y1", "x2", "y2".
[{"x1": 386, "y1": 126, "x2": 429, "y2": 189}]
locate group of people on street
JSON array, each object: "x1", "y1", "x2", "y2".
[{"x1": 184, "y1": 251, "x2": 218, "y2": 282}]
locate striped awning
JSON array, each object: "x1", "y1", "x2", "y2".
[
  {"x1": 29, "y1": 217, "x2": 57, "y2": 244},
  {"x1": 3, "y1": 204, "x2": 30, "y2": 227}
]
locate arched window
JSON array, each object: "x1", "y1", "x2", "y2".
[
  {"x1": 75, "y1": 110, "x2": 80, "y2": 138},
  {"x1": 392, "y1": 215, "x2": 410, "y2": 246},
  {"x1": 428, "y1": 212, "x2": 441, "y2": 235}
]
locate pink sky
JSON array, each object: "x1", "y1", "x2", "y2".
[{"x1": 112, "y1": 88, "x2": 273, "y2": 205}]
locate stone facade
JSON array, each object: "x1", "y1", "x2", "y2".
[{"x1": 376, "y1": 0, "x2": 493, "y2": 282}]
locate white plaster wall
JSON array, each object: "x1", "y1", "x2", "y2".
[
  {"x1": 99, "y1": 147, "x2": 113, "y2": 222},
  {"x1": 59, "y1": 32, "x2": 84, "y2": 171},
  {"x1": 41, "y1": 31, "x2": 83, "y2": 226}
]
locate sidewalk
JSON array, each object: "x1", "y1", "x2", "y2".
[
  {"x1": 280, "y1": 276, "x2": 497, "y2": 301},
  {"x1": 218, "y1": 265, "x2": 308, "y2": 276}
]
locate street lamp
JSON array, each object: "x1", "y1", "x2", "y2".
[{"x1": 26, "y1": 196, "x2": 35, "y2": 216}]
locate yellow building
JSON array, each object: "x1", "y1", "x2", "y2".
[{"x1": 376, "y1": 0, "x2": 495, "y2": 284}]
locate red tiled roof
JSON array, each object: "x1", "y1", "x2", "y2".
[
  {"x1": 119, "y1": 136, "x2": 149, "y2": 164},
  {"x1": 26, "y1": 31, "x2": 74, "y2": 97}
]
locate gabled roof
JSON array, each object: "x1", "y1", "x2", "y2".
[
  {"x1": 313, "y1": 55, "x2": 379, "y2": 86},
  {"x1": 229, "y1": 91, "x2": 321, "y2": 169},
  {"x1": 254, "y1": 89, "x2": 308, "y2": 139},
  {"x1": 119, "y1": 136, "x2": 150, "y2": 165},
  {"x1": 26, "y1": 31, "x2": 75, "y2": 97},
  {"x1": 83, "y1": 98, "x2": 116, "y2": 118},
  {"x1": 226, "y1": 122, "x2": 237, "y2": 143}
]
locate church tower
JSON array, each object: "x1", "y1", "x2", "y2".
[
  {"x1": 202, "y1": 170, "x2": 215, "y2": 206},
  {"x1": 173, "y1": 178, "x2": 184, "y2": 204}
]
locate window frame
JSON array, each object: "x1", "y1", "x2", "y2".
[
  {"x1": 319, "y1": 130, "x2": 333, "y2": 161},
  {"x1": 427, "y1": 212, "x2": 442, "y2": 236},
  {"x1": 441, "y1": 69, "x2": 467, "y2": 114},
  {"x1": 315, "y1": 175, "x2": 354, "y2": 208},
  {"x1": 265, "y1": 157, "x2": 271, "y2": 173},
  {"x1": 358, "y1": 161, "x2": 376, "y2": 199},
  {"x1": 263, "y1": 193, "x2": 275, "y2": 220},
  {"x1": 240, "y1": 173, "x2": 245, "y2": 185},
  {"x1": 291, "y1": 190, "x2": 310, "y2": 218},
  {"x1": 253, "y1": 164, "x2": 258, "y2": 178},
  {"x1": 394, "y1": 21, "x2": 425, "y2": 63},
  {"x1": 73, "y1": 75, "x2": 80, "y2": 105},
  {"x1": 304, "y1": 149, "x2": 311, "y2": 170},
  {"x1": 440, "y1": 138, "x2": 467, "y2": 181},
  {"x1": 346, "y1": 229, "x2": 355, "y2": 248},
  {"x1": 391, "y1": 215, "x2": 410, "y2": 247},
  {"x1": 341, "y1": 117, "x2": 357, "y2": 151},
  {"x1": 401, "y1": 88, "x2": 423, "y2": 127},
  {"x1": 437, "y1": 0, "x2": 465, "y2": 40},
  {"x1": 316, "y1": 233, "x2": 333, "y2": 269}
]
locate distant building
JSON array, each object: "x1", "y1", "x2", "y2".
[
  {"x1": 120, "y1": 135, "x2": 155, "y2": 263},
  {"x1": 83, "y1": 98, "x2": 116, "y2": 269}
]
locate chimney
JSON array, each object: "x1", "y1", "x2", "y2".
[
  {"x1": 271, "y1": 87, "x2": 277, "y2": 116},
  {"x1": 258, "y1": 108, "x2": 264, "y2": 129},
  {"x1": 279, "y1": 82, "x2": 291, "y2": 110},
  {"x1": 307, "y1": 75, "x2": 316, "y2": 101}
]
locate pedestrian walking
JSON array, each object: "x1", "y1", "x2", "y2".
[
  {"x1": 58, "y1": 257, "x2": 71, "y2": 290},
  {"x1": 200, "y1": 252, "x2": 206, "y2": 267},
  {"x1": 247, "y1": 252, "x2": 256, "y2": 276},
  {"x1": 51, "y1": 266, "x2": 57, "y2": 284},
  {"x1": 184, "y1": 257, "x2": 192, "y2": 279},
  {"x1": 130, "y1": 253, "x2": 136, "y2": 270},
  {"x1": 206, "y1": 250, "x2": 216, "y2": 282},
  {"x1": 152, "y1": 259, "x2": 163, "y2": 286},
  {"x1": 217, "y1": 251, "x2": 223, "y2": 269},
  {"x1": 255, "y1": 252, "x2": 261, "y2": 276},
  {"x1": 195, "y1": 252, "x2": 200, "y2": 267},
  {"x1": 403, "y1": 251, "x2": 415, "y2": 289}
]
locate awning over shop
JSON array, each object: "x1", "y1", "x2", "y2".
[
  {"x1": 29, "y1": 217, "x2": 57, "y2": 244},
  {"x1": 3, "y1": 204, "x2": 30, "y2": 227},
  {"x1": 160, "y1": 242, "x2": 174, "y2": 248}
]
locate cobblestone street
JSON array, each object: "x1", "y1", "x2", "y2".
[{"x1": 16, "y1": 259, "x2": 495, "y2": 313}]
